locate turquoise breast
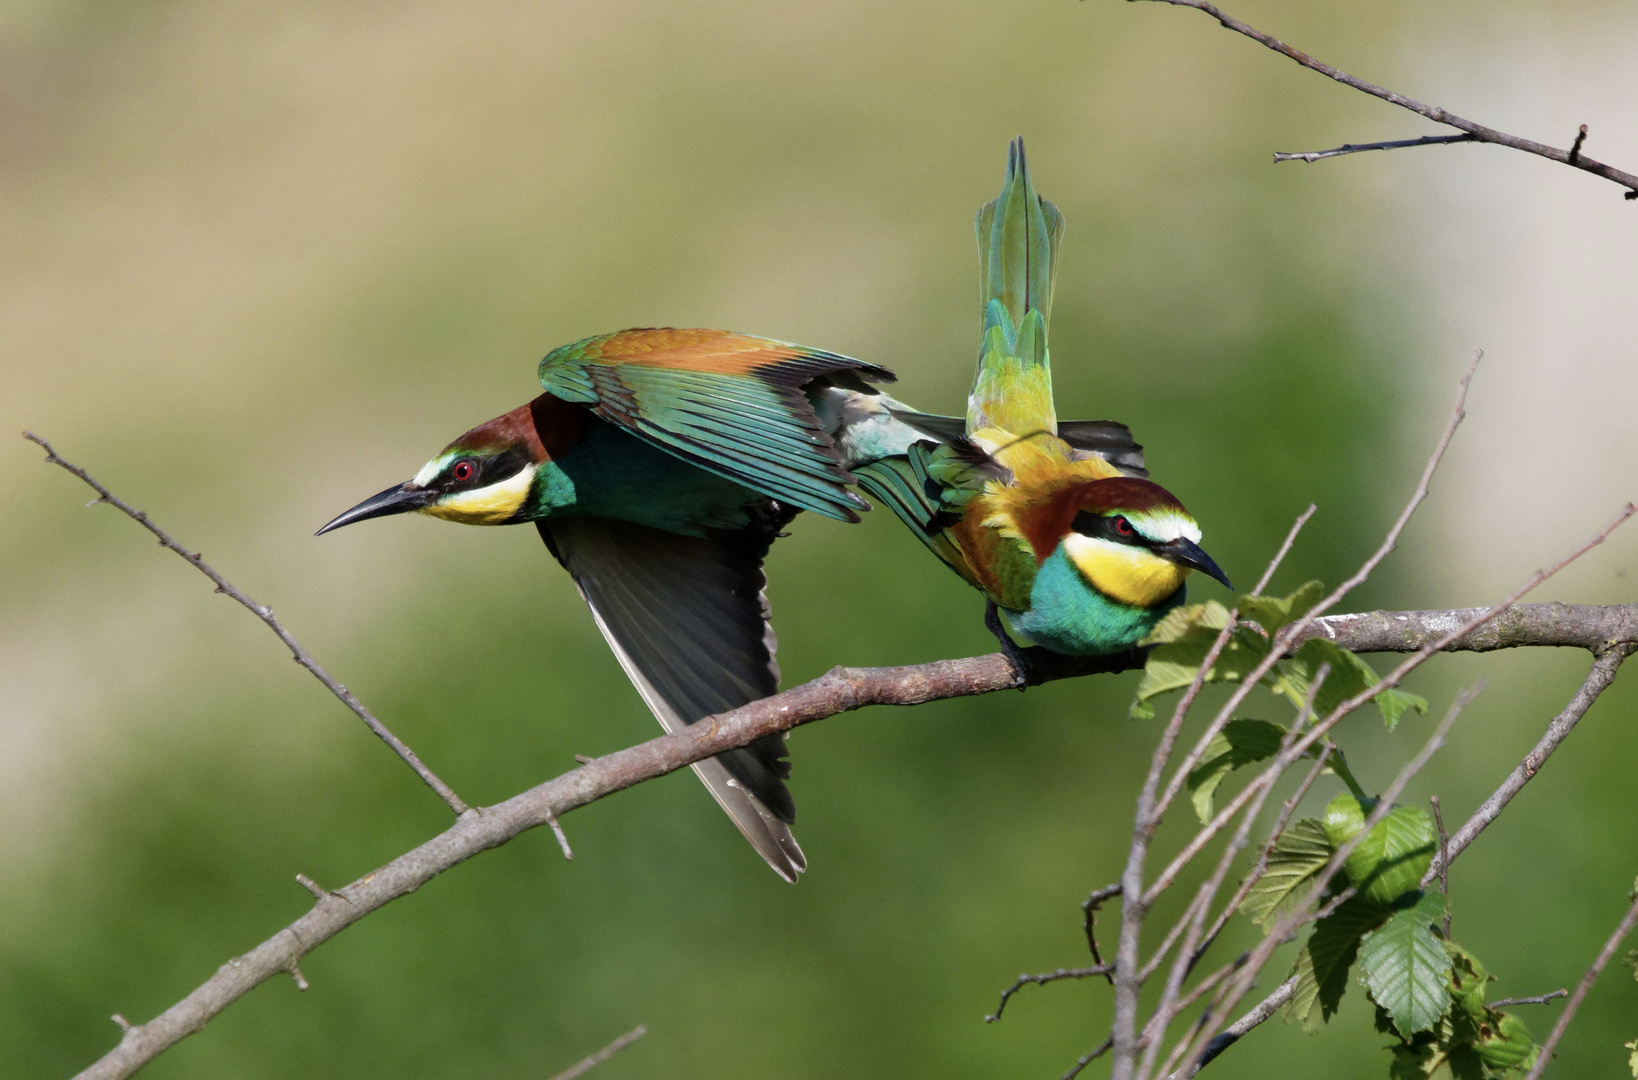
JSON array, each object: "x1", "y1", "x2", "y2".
[{"x1": 1006, "y1": 546, "x2": 1185, "y2": 656}]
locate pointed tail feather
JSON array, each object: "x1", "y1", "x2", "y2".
[{"x1": 969, "y1": 137, "x2": 1064, "y2": 436}]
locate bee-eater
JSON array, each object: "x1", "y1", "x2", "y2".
[
  {"x1": 318, "y1": 329, "x2": 910, "y2": 882},
  {"x1": 852, "y1": 139, "x2": 1231, "y2": 670}
]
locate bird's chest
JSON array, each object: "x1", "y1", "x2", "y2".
[{"x1": 1007, "y1": 547, "x2": 1184, "y2": 656}]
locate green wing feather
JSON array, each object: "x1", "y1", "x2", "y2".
[{"x1": 540, "y1": 328, "x2": 893, "y2": 522}]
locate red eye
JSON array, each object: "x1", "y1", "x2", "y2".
[
  {"x1": 1113, "y1": 515, "x2": 1135, "y2": 538},
  {"x1": 451, "y1": 460, "x2": 476, "y2": 483}
]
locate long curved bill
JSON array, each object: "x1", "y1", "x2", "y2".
[
  {"x1": 316, "y1": 482, "x2": 433, "y2": 536},
  {"x1": 1162, "y1": 537, "x2": 1232, "y2": 590}
]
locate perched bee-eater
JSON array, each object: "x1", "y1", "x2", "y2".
[
  {"x1": 319, "y1": 329, "x2": 910, "y2": 882},
  {"x1": 853, "y1": 139, "x2": 1231, "y2": 670}
]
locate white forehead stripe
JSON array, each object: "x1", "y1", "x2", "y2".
[
  {"x1": 1129, "y1": 510, "x2": 1200, "y2": 545},
  {"x1": 414, "y1": 453, "x2": 454, "y2": 488}
]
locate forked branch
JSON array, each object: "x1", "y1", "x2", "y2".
[{"x1": 1133, "y1": 0, "x2": 1638, "y2": 199}]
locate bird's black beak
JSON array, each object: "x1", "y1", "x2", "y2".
[
  {"x1": 316, "y1": 482, "x2": 434, "y2": 536},
  {"x1": 1162, "y1": 537, "x2": 1233, "y2": 590}
]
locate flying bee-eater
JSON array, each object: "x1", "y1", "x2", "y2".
[
  {"x1": 853, "y1": 139, "x2": 1231, "y2": 670},
  {"x1": 318, "y1": 328, "x2": 913, "y2": 882}
]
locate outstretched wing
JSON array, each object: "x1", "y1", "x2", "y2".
[
  {"x1": 540, "y1": 328, "x2": 894, "y2": 523},
  {"x1": 538, "y1": 516, "x2": 806, "y2": 883}
]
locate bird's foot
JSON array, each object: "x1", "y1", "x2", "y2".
[{"x1": 984, "y1": 600, "x2": 1032, "y2": 689}]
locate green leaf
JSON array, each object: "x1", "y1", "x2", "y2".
[
  {"x1": 1323, "y1": 794, "x2": 1437, "y2": 905},
  {"x1": 1282, "y1": 638, "x2": 1429, "y2": 730},
  {"x1": 1445, "y1": 941, "x2": 1490, "y2": 1020},
  {"x1": 1187, "y1": 719, "x2": 1289, "y2": 823},
  {"x1": 1131, "y1": 601, "x2": 1268, "y2": 719},
  {"x1": 1359, "y1": 891, "x2": 1452, "y2": 1037},
  {"x1": 1470, "y1": 1012, "x2": 1537, "y2": 1072},
  {"x1": 1240, "y1": 818, "x2": 1334, "y2": 928},
  {"x1": 1237, "y1": 580, "x2": 1325, "y2": 637},
  {"x1": 1286, "y1": 894, "x2": 1390, "y2": 1031}
]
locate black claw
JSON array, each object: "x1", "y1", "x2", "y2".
[{"x1": 984, "y1": 600, "x2": 1031, "y2": 689}]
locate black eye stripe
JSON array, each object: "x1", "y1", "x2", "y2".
[
  {"x1": 440, "y1": 448, "x2": 532, "y2": 491},
  {"x1": 1071, "y1": 510, "x2": 1153, "y2": 548}
]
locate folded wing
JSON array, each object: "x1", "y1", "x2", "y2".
[{"x1": 540, "y1": 328, "x2": 894, "y2": 523}]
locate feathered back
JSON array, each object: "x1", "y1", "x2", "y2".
[{"x1": 968, "y1": 137, "x2": 1064, "y2": 438}]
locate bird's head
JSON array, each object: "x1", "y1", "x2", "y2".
[
  {"x1": 1049, "y1": 477, "x2": 1231, "y2": 609},
  {"x1": 316, "y1": 401, "x2": 548, "y2": 535}
]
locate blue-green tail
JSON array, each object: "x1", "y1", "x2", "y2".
[{"x1": 968, "y1": 137, "x2": 1064, "y2": 436}]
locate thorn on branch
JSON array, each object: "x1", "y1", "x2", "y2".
[
  {"x1": 295, "y1": 873, "x2": 328, "y2": 900},
  {"x1": 544, "y1": 805, "x2": 574, "y2": 861},
  {"x1": 111, "y1": 1014, "x2": 133, "y2": 1032},
  {"x1": 288, "y1": 964, "x2": 310, "y2": 991},
  {"x1": 1568, "y1": 124, "x2": 1588, "y2": 166},
  {"x1": 574, "y1": 754, "x2": 595, "y2": 765}
]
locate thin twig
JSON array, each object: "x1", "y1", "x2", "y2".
[
  {"x1": 546, "y1": 1025, "x2": 648, "y2": 1080},
  {"x1": 1190, "y1": 745, "x2": 1332, "y2": 970},
  {"x1": 1491, "y1": 990, "x2": 1568, "y2": 1008},
  {"x1": 1522, "y1": 885, "x2": 1638, "y2": 1080},
  {"x1": 1249, "y1": 503, "x2": 1317, "y2": 596},
  {"x1": 1135, "y1": 0, "x2": 1638, "y2": 199},
  {"x1": 1172, "y1": 976, "x2": 1296, "y2": 1078},
  {"x1": 1427, "y1": 643, "x2": 1636, "y2": 884},
  {"x1": 1061, "y1": 1038, "x2": 1115, "y2": 1080},
  {"x1": 23, "y1": 432, "x2": 472, "y2": 817},
  {"x1": 1274, "y1": 134, "x2": 1476, "y2": 163},
  {"x1": 1431, "y1": 795, "x2": 1451, "y2": 937},
  {"x1": 1084, "y1": 883, "x2": 1124, "y2": 982},
  {"x1": 986, "y1": 965, "x2": 1114, "y2": 1022}
]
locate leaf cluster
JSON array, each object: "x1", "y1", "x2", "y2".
[
  {"x1": 1133, "y1": 582, "x2": 1427, "y2": 729},
  {"x1": 1237, "y1": 795, "x2": 1539, "y2": 1076}
]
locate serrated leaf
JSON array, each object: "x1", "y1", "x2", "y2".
[
  {"x1": 1282, "y1": 638, "x2": 1429, "y2": 730},
  {"x1": 1187, "y1": 719, "x2": 1289, "y2": 823},
  {"x1": 1323, "y1": 794, "x2": 1437, "y2": 905},
  {"x1": 1241, "y1": 818, "x2": 1334, "y2": 928},
  {"x1": 1286, "y1": 894, "x2": 1390, "y2": 1031},
  {"x1": 1131, "y1": 602, "x2": 1269, "y2": 719},
  {"x1": 1359, "y1": 891, "x2": 1452, "y2": 1037},
  {"x1": 1237, "y1": 580, "x2": 1325, "y2": 637}
]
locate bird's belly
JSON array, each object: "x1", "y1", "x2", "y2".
[{"x1": 1008, "y1": 547, "x2": 1184, "y2": 655}]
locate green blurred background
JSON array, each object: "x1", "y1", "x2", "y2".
[{"x1": 4, "y1": 1, "x2": 1636, "y2": 1076}]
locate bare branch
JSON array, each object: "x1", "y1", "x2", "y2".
[
  {"x1": 1491, "y1": 990, "x2": 1568, "y2": 1008},
  {"x1": 986, "y1": 965, "x2": 1115, "y2": 1023},
  {"x1": 1522, "y1": 885, "x2": 1638, "y2": 1080},
  {"x1": 1083, "y1": 883, "x2": 1124, "y2": 980},
  {"x1": 1431, "y1": 795, "x2": 1451, "y2": 937},
  {"x1": 1427, "y1": 643, "x2": 1636, "y2": 884},
  {"x1": 1135, "y1": 0, "x2": 1638, "y2": 199},
  {"x1": 1061, "y1": 1038, "x2": 1115, "y2": 1080},
  {"x1": 1274, "y1": 134, "x2": 1476, "y2": 163},
  {"x1": 23, "y1": 432, "x2": 472, "y2": 817},
  {"x1": 546, "y1": 1025, "x2": 648, "y2": 1080},
  {"x1": 1172, "y1": 976, "x2": 1296, "y2": 1078}
]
